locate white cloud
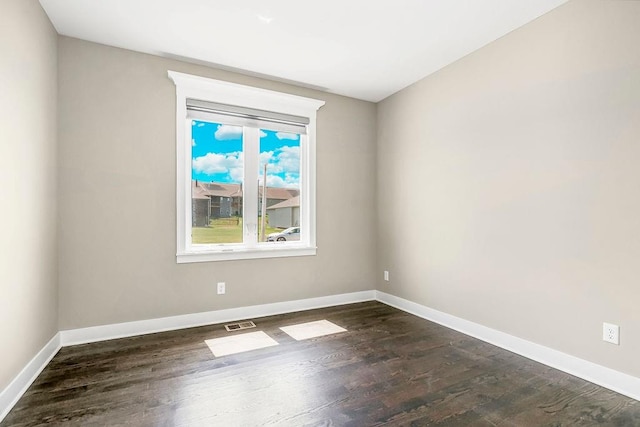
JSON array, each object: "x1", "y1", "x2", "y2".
[
  {"x1": 276, "y1": 132, "x2": 299, "y2": 141},
  {"x1": 259, "y1": 150, "x2": 274, "y2": 167},
  {"x1": 258, "y1": 146, "x2": 300, "y2": 176},
  {"x1": 261, "y1": 173, "x2": 299, "y2": 188},
  {"x1": 266, "y1": 175, "x2": 286, "y2": 187},
  {"x1": 191, "y1": 138, "x2": 196, "y2": 147},
  {"x1": 259, "y1": 150, "x2": 281, "y2": 173},
  {"x1": 260, "y1": 130, "x2": 267, "y2": 138},
  {"x1": 275, "y1": 146, "x2": 300, "y2": 174},
  {"x1": 192, "y1": 151, "x2": 243, "y2": 176},
  {"x1": 197, "y1": 122, "x2": 205, "y2": 127},
  {"x1": 229, "y1": 167, "x2": 243, "y2": 182},
  {"x1": 215, "y1": 124, "x2": 242, "y2": 140},
  {"x1": 284, "y1": 173, "x2": 300, "y2": 186}
]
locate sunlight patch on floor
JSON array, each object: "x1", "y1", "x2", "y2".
[
  {"x1": 205, "y1": 331, "x2": 278, "y2": 357},
  {"x1": 280, "y1": 319, "x2": 347, "y2": 341}
]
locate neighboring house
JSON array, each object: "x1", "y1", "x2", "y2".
[
  {"x1": 191, "y1": 184, "x2": 211, "y2": 227},
  {"x1": 192, "y1": 180, "x2": 299, "y2": 226},
  {"x1": 266, "y1": 196, "x2": 300, "y2": 229},
  {"x1": 259, "y1": 186, "x2": 299, "y2": 212},
  {"x1": 201, "y1": 182, "x2": 242, "y2": 217},
  {"x1": 192, "y1": 181, "x2": 240, "y2": 226}
]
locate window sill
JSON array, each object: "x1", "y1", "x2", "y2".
[{"x1": 176, "y1": 245, "x2": 317, "y2": 263}]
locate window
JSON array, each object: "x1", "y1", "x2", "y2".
[{"x1": 169, "y1": 71, "x2": 324, "y2": 262}]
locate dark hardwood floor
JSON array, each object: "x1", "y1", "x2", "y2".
[{"x1": 3, "y1": 302, "x2": 639, "y2": 426}]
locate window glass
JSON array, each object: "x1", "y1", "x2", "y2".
[
  {"x1": 191, "y1": 120, "x2": 243, "y2": 244},
  {"x1": 169, "y1": 70, "x2": 323, "y2": 262},
  {"x1": 258, "y1": 129, "x2": 301, "y2": 243}
]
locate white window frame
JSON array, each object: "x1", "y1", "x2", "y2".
[{"x1": 168, "y1": 71, "x2": 324, "y2": 263}]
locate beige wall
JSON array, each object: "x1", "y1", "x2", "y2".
[
  {"x1": 57, "y1": 37, "x2": 377, "y2": 330},
  {"x1": 377, "y1": 0, "x2": 640, "y2": 377},
  {"x1": 0, "y1": 0, "x2": 59, "y2": 390},
  {"x1": 5, "y1": 0, "x2": 639, "y2": 398}
]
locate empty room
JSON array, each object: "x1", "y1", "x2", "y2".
[{"x1": 2, "y1": 0, "x2": 640, "y2": 425}]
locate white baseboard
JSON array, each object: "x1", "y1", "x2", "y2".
[
  {"x1": 60, "y1": 290, "x2": 376, "y2": 346},
  {"x1": 0, "y1": 333, "x2": 61, "y2": 423},
  {"x1": 1, "y1": 291, "x2": 374, "y2": 422},
  {"x1": 4, "y1": 288, "x2": 638, "y2": 424},
  {"x1": 375, "y1": 290, "x2": 640, "y2": 402}
]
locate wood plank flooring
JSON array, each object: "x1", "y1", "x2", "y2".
[{"x1": 3, "y1": 302, "x2": 639, "y2": 426}]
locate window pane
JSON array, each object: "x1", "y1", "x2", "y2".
[
  {"x1": 258, "y1": 129, "x2": 301, "y2": 243},
  {"x1": 191, "y1": 120, "x2": 244, "y2": 244}
]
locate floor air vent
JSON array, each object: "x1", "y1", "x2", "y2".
[{"x1": 224, "y1": 321, "x2": 256, "y2": 332}]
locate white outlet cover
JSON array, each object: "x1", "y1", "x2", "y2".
[{"x1": 603, "y1": 322, "x2": 619, "y2": 345}]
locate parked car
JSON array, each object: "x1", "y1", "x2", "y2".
[{"x1": 267, "y1": 227, "x2": 300, "y2": 242}]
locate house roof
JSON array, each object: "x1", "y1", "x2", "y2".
[
  {"x1": 202, "y1": 182, "x2": 242, "y2": 197},
  {"x1": 267, "y1": 196, "x2": 300, "y2": 210},
  {"x1": 260, "y1": 186, "x2": 299, "y2": 200},
  {"x1": 193, "y1": 180, "x2": 298, "y2": 200},
  {"x1": 191, "y1": 182, "x2": 212, "y2": 200}
]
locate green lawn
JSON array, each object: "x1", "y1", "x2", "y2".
[{"x1": 192, "y1": 217, "x2": 280, "y2": 244}]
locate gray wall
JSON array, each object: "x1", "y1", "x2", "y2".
[
  {"x1": 57, "y1": 37, "x2": 377, "y2": 330},
  {"x1": 377, "y1": 0, "x2": 640, "y2": 377},
  {"x1": 0, "y1": 0, "x2": 58, "y2": 390}
]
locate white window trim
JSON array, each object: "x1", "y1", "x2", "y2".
[{"x1": 168, "y1": 71, "x2": 324, "y2": 263}]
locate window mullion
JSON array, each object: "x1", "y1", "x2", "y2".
[{"x1": 243, "y1": 127, "x2": 260, "y2": 247}]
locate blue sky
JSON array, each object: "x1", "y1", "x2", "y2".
[{"x1": 191, "y1": 121, "x2": 300, "y2": 188}]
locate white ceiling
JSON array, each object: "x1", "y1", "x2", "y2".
[{"x1": 39, "y1": 0, "x2": 568, "y2": 102}]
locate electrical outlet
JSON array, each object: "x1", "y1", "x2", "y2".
[
  {"x1": 384, "y1": 270, "x2": 389, "y2": 282},
  {"x1": 603, "y1": 322, "x2": 619, "y2": 345},
  {"x1": 217, "y1": 282, "x2": 226, "y2": 295}
]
